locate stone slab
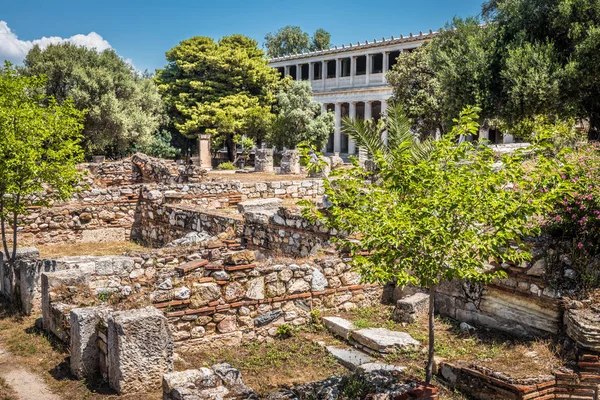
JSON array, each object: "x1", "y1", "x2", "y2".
[
  {"x1": 323, "y1": 316, "x2": 356, "y2": 340},
  {"x1": 326, "y1": 346, "x2": 373, "y2": 370},
  {"x1": 108, "y1": 306, "x2": 173, "y2": 394},
  {"x1": 357, "y1": 362, "x2": 406, "y2": 374},
  {"x1": 70, "y1": 305, "x2": 112, "y2": 379},
  {"x1": 237, "y1": 198, "x2": 282, "y2": 214},
  {"x1": 351, "y1": 328, "x2": 420, "y2": 353}
]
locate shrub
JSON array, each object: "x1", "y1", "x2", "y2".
[
  {"x1": 275, "y1": 324, "x2": 293, "y2": 339},
  {"x1": 546, "y1": 143, "x2": 600, "y2": 287},
  {"x1": 217, "y1": 161, "x2": 236, "y2": 170}
]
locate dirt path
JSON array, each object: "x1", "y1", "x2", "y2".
[{"x1": 0, "y1": 347, "x2": 59, "y2": 400}]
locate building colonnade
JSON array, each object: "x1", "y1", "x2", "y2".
[{"x1": 320, "y1": 99, "x2": 388, "y2": 155}]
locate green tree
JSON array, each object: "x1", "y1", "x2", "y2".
[
  {"x1": 156, "y1": 35, "x2": 278, "y2": 161},
  {"x1": 483, "y1": 0, "x2": 600, "y2": 138},
  {"x1": 23, "y1": 43, "x2": 165, "y2": 157},
  {"x1": 302, "y1": 106, "x2": 566, "y2": 383},
  {"x1": 311, "y1": 28, "x2": 331, "y2": 51},
  {"x1": 264, "y1": 26, "x2": 331, "y2": 58},
  {"x1": 269, "y1": 79, "x2": 334, "y2": 149},
  {"x1": 387, "y1": 45, "x2": 445, "y2": 137},
  {"x1": 134, "y1": 129, "x2": 180, "y2": 159},
  {"x1": 0, "y1": 62, "x2": 84, "y2": 263}
]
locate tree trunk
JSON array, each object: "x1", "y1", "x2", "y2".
[
  {"x1": 588, "y1": 111, "x2": 599, "y2": 141},
  {"x1": 11, "y1": 195, "x2": 19, "y2": 263},
  {"x1": 0, "y1": 196, "x2": 9, "y2": 261},
  {"x1": 425, "y1": 286, "x2": 436, "y2": 384},
  {"x1": 225, "y1": 135, "x2": 236, "y2": 162}
]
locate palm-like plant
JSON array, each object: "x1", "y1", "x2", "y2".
[{"x1": 341, "y1": 102, "x2": 434, "y2": 166}]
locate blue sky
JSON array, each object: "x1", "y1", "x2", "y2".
[{"x1": 1, "y1": 0, "x2": 483, "y2": 72}]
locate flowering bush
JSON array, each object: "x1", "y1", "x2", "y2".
[{"x1": 546, "y1": 143, "x2": 600, "y2": 286}]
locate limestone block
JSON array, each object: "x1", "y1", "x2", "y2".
[
  {"x1": 19, "y1": 259, "x2": 59, "y2": 315},
  {"x1": 565, "y1": 308, "x2": 600, "y2": 352},
  {"x1": 108, "y1": 307, "x2": 173, "y2": 394},
  {"x1": 392, "y1": 292, "x2": 430, "y2": 323},
  {"x1": 223, "y1": 250, "x2": 255, "y2": 266},
  {"x1": 351, "y1": 328, "x2": 420, "y2": 353},
  {"x1": 279, "y1": 150, "x2": 301, "y2": 175},
  {"x1": 254, "y1": 148, "x2": 274, "y2": 173},
  {"x1": 191, "y1": 283, "x2": 221, "y2": 308},
  {"x1": 70, "y1": 306, "x2": 112, "y2": 379},
  {"x1": 42, "y1": 270, "x2": 88, "y2": 338},
  {"x1": 237, "y1": 198, "x2": 282, "y2": 214},
  {"x1": 323, "y1": 316, "x2": 356, "y2": 340},
  {"x1": 162, "y1": 367, "x2": 218, "y2": 396},
  {"x1": 246, "y1": 277, "x2": 265, "y2": 300},
  {"x1": 326, "y1": 346, "x2": 373, "y2": 370},
  {"x1": 311, "y1": 268, "x2": 328, "y2": 292},
  {"x1": 287, "y1": 278, "x2": 310, "y2": 294}
]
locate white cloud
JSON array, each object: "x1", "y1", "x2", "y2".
[{"x1": 0, "y1": 21, "x2": 112, "y2": 64}]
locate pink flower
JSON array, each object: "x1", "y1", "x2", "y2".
[{"x1": 577, "y1": 242, "x2": 584, "y2": 249}]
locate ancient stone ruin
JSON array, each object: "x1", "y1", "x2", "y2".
[{"x1": 3, "y1": 154, "x2": 600, "y2": 399}]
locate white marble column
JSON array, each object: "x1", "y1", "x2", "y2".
[
  {"x1": 321, "y1": 103, "x2": 327, "y2": 114},
  {"x1": 480, "y1": 128, "x2": 489, "y2": 141},
  {"x1": 296, "y1": 64, "x2": 302, "y2": 80},
  {"x1": 503, "y1": 132, "x2": 514, "y2": 144},
  {"x1": 334, "y1": 103, "x2": 342, "y2": 153},
  {"x1": 284, "y1": 66, "x2": 290, "y2": 77},
  {"x1": 366, "y1": 54, "x2": 371, "y2": 85},
  {"x1": 335, "y1": 59, "x2": 341, "y2": 88},
  {"x1": 309, "y1": 63, "x2": 314, "y2": 81},
  {"x1": 383, "y1": 52, "x2": 389, "y2": 83},
  {"x1": 348, "y1": 102, "x2": 356, "y2": 155},
  {"x1": 322, "y1": 61, "x2": 326, "y2": 81},
  {"x1": 364, "y1": 101, "x2": 372, "y2": 121},
  {"x1": 350, "y1": 56, "x2": 357, "y2": 86},
  {"x1": 381, "y1": 100, "x2": 388, "y2": 145}
]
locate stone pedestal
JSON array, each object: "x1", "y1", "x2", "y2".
[
  {"x1": 197, "y1": 134, "x2": 212, "y2": 170},
  {"x1": 279, "y1": 150, "x2": 301, "y2": 174},
  {"x1": 108, "y1": 306, "x2": 173, "y2": 394},
  {"x1": 70, "y1": 306, "x2": 112, "y2": 379},
  {"x1": 254, "y1": 148, "x2": 274, "y2": 173}
]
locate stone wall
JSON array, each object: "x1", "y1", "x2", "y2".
[
  {"x1": 439, "y1": 354, "x2": 600, "y2": 400},
  {"x1": 435, "y1": 257, "x2": 563, "y2": 338}
]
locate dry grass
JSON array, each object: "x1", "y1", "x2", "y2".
[
  {"x1": 176, "y1": 330, "x2": 346, "y2": 395},
  {"x1": 0, "y1": 301, "x2": 161, "y2": 400},
  {"x1": 336, "y1": 306, "x2": 562, "y2": 381},
  {"x1": 37, "y1": 241, "x2": 146, "y2": 258},
  {"x1": 208, "y1": 170, "x2": 312, "y2": 182}
]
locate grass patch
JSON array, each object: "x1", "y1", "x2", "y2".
[
  {"x1": 338, "y1": 306, "x2": 563, "y2": 381},
  {"x1": 0, "y1": 301, "x2": 160, "y2": 399},
  {"x1": 176, "y1": 332, "x2": 346, "y2": 395},
  {"x1": 37, "y1": 241, "x2": 146, "y2": 258}
]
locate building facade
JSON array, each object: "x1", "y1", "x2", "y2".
[{"x1": 268, "y1": 31, "x2": 438, "y2": 156}]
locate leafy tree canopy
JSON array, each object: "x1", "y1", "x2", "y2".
[
  {"x1": 155, "y1": 35, "x2": 278, "y2": 161},
  {"x1": 23, "y1": 43, "x2": 165, "y2": 157},
  {"x1": 0, "y1": 62, "x2": 84, "y2": 262},
  {"x1": 269, "y1": 78, "x2": 334, "y2": 149},
  {"x1": 302, "y1": 105, "x2": 570, "y2": 383},
  {"x1": 264, "y1": 26, "x2": 331, "y2": 58},
  {"x1": 389, "y1": 1, "x2": 600, "y2": 139}
]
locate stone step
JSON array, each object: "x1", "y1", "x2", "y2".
[
  {"x1": 357, "y1": 362, "x2": 406, "y2": 374},
  {"x1": 392, "y1": 292, "x2": 430, "y2": 323},
  {"x1": 351, "y1": 328, "x2": 420, "y2": 353},
  {"x1": 325, "y1": 346, "x2": 373, "y2": 370},
  {"x1": 323, "y1": 316, "x2": 356, "y2": 340}
]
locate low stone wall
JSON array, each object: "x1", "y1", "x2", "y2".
[
  {"x1": 435, "y1": 257, "x2": 563, "y2": 338},
  {"x1": 439, "y1": 353, "x2": 600, "y2": 400}
]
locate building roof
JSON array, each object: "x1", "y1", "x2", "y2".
[{"x1": 269, "y1": 29, "x2": 440, "y2": 63}]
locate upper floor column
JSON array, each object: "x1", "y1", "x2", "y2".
[
  {"x1": 383, "y1": 52, "x2": 389, "y2": 83},
  {"x1": 309, "y1": 63, "x2": 314, "y2": 82},
  {"x1": 322, "y1": 60, "x2": 326, "y2": 81},
  {"x1": 335, "y1": 58, "x2": 341, "y2": 88},
  {"x1": 350, "y1": 56, "x2": 357, "y2": 86},
  {"x1": 366, "y1": 54, "x2": 371, "y2": 85},
  {"x1": 296, "y1": 63, "x2": 302, "y2": 81}
]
